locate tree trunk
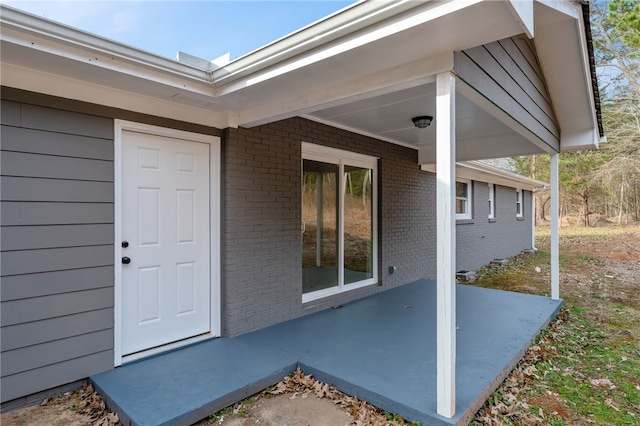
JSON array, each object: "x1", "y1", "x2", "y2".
[
  {"x1": 541, "y1": 196, "x2": 549, "y2": 221},
  {"x1": 618, "y1": 182, "x2": 625, "y2": 225},
  {"x1": 583, "y1": 193, "x2": 590, "y2": 227},
  {"x1": 634, "y1": 179, "x2": 638, "y2": 222}
]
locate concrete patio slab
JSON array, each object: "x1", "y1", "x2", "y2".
[{"x1": 91, "y1": 280, "x2": 562, "y2": 426}]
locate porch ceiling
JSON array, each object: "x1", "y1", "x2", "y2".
[{"x1": 304, "y1": 83, "x2": 547, "y2": 163}]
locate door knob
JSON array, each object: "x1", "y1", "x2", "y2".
[{"x1": 122, "y1": 257, "x2": 131, "y2": 265}]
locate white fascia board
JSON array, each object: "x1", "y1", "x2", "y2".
[
  {"x1": 533, "y1": 1, "x2": 600, "y2": 152},
  {"x1": 421, "y1": 161, "x2": 547, "y2": 192},
  {"x1": 238, "y1": 53, "x2": 452, "y2": 127},
  {"x1": 559, "y1": 128, "x2": 602, "y2": 152},
  {"x1": 507, "y1": 0, "x2": 534, "y2": 38},
  {"x1": 1, "y1": 62, "x2": 228, "y2": 128},
  {"x1": 212, "y1": 0, "x2": 421, "y2": 86},
  {"x1": 214, "y1": 0, "x2": 485, "y2": 95},
  {"x1": 0, "y1": 5, "x2": 212, "y2": 87}
]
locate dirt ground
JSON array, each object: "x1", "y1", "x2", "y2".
[
  {"x1": 0, "y1": 368, "x2": 407, "y2": 426},
  {"x1": 2, "y1": 223, "x2": 638, "y2": 426}
]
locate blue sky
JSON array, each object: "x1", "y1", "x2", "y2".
[{"x1": 3, "y1": 1, "x2": 355, "y2": 61}]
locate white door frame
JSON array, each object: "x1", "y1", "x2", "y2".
[{"x1": 113, "y1": 119, "x2": 221, "y2": 366}]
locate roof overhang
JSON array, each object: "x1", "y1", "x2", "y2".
[
  {"x1": 0, "y1": 0, "x2": 602, "y2": 157},
  {"x1": 421, "y1": 161, "x2": 548, "y2": 192},
  {"x1": 533, "y1": 0, "x2": 605, "y2": 151}
]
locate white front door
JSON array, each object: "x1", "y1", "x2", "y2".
[{"x1": 120, "y1": 129, "x2": 211, "y2": 356}]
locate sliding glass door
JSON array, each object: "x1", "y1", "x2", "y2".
[
  {"x1": 302, "y1": 159, "x2": 339, "y2": 293},
  {"x1": 301, "y1": 143, "x2": 377, "y2": 301}
]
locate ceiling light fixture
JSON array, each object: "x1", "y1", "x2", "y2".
[{"x1": 412, "y1": 115, "x2": 433, "y2": 129}]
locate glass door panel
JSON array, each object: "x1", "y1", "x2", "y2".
[
  {"x1": 302, "y1": 159, "x2": 338, "y2": 294},
  {"x1": 344, "y1": 166, "x2": 373, "y2": 284}
]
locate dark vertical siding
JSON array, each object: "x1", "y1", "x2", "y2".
[
  {"x1": 455, "y1": 36, "x2": 559, "y2": 150},
  {"x1": 0, "y1": 100, "x2": 115, "y2": 403}
]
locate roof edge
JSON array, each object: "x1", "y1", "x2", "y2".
[
  {"x1": 0, "y1": 4, "x2": 213, "y2": 83},
  {"x1": 421, "y1": 161, "x2": 548, "y2": 191},
  {"x1": 580, "y1": 1, "x2": 604, "y2": 138}
]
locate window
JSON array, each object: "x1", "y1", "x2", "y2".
[
  {"x1": 301, "y1": 143, "x2": 378, "y2": 302},
  {"x1": 516, "y1": 189, "x2": 523, "y2": 218},
  {"x1": 456, "y1": 180, "x2": 472, "y2": 220},
  {"x1": 488, "y1": 183, "x2": 496, "y2": 220}
]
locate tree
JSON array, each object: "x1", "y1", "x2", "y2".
[
  {"x1": 510, "y1": 1, "x2": 640, "y2": 226},
  {"x1": 591, "y1": 0, "x2": 640, "y2": 222}
]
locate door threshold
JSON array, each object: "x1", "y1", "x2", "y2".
[{"x1": 121, "y1": 333, "x2": 216, "y2": 365}]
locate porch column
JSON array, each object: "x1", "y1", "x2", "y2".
[
  {"x1": 436, "y1": 71, "x2": 456, "y2": 418},
  {"x1": 550, "y1": 153, "x2": 560, "y2": 300},
  {"x1": 531, "y1": 191, "x2": 537, "y2": 250}
]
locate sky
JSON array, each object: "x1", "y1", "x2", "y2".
[{"x1": 3, "y1": 0, "x2": 356, "y2": 61}]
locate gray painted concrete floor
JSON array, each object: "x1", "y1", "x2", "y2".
[{"x1": 91, "y1": 280, "x2": 562, "y2": 426}]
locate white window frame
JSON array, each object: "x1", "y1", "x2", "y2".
[
  {"x1": 301, "y1": 142, "x2": 378, "y2": 303},
  {"x1": 456, "y1": 179, "x2": 472, "y2": 220},
  {"x1": 516, "y1": 188, "x2": 524, "y2": 218},
  {"x1": 488, "y1": 183, "x2": 496, "y2": 220}
]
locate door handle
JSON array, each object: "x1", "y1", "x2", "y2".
[{"x1": 122, "y1": 257, "x2": 131, "y2": 265}]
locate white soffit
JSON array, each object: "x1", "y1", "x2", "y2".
[{"x1": 217, "y1": 0, "x2": 529, "y2": 112}]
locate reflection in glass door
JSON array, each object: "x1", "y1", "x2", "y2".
[
  {"x1": 344, "y1": 166, "x2": 373, "y2": 284},
  {"x1": 302, "y1": 159, "x2": 338, "y2": 293},
  {"x1": 301, "y1": 143, "x2": 378, "y2": 300}
]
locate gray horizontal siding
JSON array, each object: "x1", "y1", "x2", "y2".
[
  {"x1": 1, "y1": 125, "x2": 113, "y2": 160},
  {"x1": 455, "y1": 36, "x2": 559, "y2": 150},
  {"x1": 1, "y1": 224, "x2": 113, "y2": 250},
  {"x1": 1, "y1": 287, "x2": 114, "y2": 327},
  {"x1": 1, "y1": 151, "x2": 113, "y2": 181},
  {"x1": 1, "y1": 99, "x2": 115, "y2": 403},
  {"x1": 18, "y1": 103, "x2": 114, "y2": 139},
  {"x1": 0, "y1": 266, "x2": 113, "y2": 301},
  {"x1": 1, "y1": 245, "x2": 114, "y2": 276},
  {"x1": 1, "y1": 202, "x2": 113, "y2": 226},
  {"x1": 1, "y1": 330, "x2": 113, "y2": 376},
  {"x1": 0, "y1": 351, "x2": 113, "y2": 403},
  {"x1": 1, "y1": 177, "x2": 113, "y2": 202},
  {"x1": 1, "y1": 309, "x2": 113, "y2": 351}
]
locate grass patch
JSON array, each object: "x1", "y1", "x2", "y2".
[{"x1": 471, "y1": 225, "x2": 640, "y2": 425}]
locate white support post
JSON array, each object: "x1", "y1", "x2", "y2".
[
  {"x1": 550, "y1": 153, "x2": 560, "y2": 300},
  {"x1": 436, "y1": 71, "x2": 456, "y2": 418},
  {"x1": 531, "y1": 191, "x2": 537, "y2": 250}
]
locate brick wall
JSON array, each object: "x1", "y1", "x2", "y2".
[
  {"x1": 456, "y1": 183, "x2": 533, "y2": 272},
  {"x1": 222, "y1": 117, "x2": 534, "y2": 337},
  {"x1": 222, "y1": 117, "x2": 434, "y2": 336}
]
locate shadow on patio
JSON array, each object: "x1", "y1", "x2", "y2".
[{"x1": 91, "y1": 279, "x2": 562, "y2": 426}]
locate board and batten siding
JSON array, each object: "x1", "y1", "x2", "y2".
[
  {"x1": 455, "y1": 36, "x2": 559, "y2": 151},
  {"x1": 0, "y1": 100, "x2": 115, "y2": 404}
]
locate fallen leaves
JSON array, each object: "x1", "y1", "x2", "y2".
[
  {"x1": 68, "y1": 383, "x2": 120, "y2": 426},
  {"x1": 267, "y1": 367, "x2": 413, "y2": 426},
  {"x1": 589, "y1": 378, "x2": 616, "y2": 389}
]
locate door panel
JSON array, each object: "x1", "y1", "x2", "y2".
[{"x1": 121, "y1": 131, "x2": 210, "y2": 356}]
